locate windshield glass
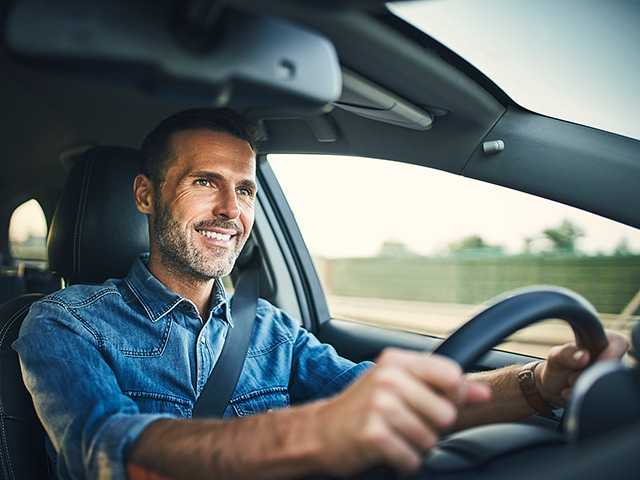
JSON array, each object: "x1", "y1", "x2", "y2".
[{"x1": 389, "y1": 0, "x2": 640, "y2": 141}]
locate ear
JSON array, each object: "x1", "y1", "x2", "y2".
[{"x1": 133, "y1": 174, "x2": 155, "y2": 215}]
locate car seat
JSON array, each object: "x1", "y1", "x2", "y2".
[{"x1": 0, "y1": 146, "x2": 149, "y2": 479}]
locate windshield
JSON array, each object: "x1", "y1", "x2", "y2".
[{"x1": 389, "y1": 0, "x2": 640, "y2": 141}]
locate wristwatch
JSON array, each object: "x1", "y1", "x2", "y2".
[{"x1": 517, "y1": 361, "x2": 554, "y2": 417}]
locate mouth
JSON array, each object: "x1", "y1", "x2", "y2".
[{"x1": 195, "y1": 227, "x2": 239, "y2": 247}]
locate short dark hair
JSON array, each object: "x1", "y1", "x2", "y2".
[{"x1": 140, "y1": 108, "x2": 260, "y2": 185}]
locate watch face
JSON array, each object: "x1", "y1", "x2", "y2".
[{"x1": 519, "y1": 370, "x2": 534, "y2": 382}]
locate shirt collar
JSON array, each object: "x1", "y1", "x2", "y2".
[{"x1": 125, "y1": 254, "x2": 231, "y2": 324}]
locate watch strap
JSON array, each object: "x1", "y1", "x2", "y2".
[{"x1": 517, "y1": 361, "x2": 554, "y2": 417}]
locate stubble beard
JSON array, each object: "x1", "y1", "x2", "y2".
[{"x1": 152, "y1": 199, "x2": 240, "y2": 281}]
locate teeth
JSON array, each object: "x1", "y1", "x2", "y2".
[{"x1": 198, "y1": 230, "x2": 232, "y2": 241}]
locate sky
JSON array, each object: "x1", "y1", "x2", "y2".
[
  {"x1": 389, "y1": 0, "x2": 640, "y2": 142},
  {"x1": 9, "y1": 200, "x2": 47, "y2": 243},
  {"x1": 270, "y1": 154, "x2": 640, "y2": 259}
]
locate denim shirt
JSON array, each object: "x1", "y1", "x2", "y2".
[{"x1": 13, "y1": 256, "x2": 373, "y2": 480}]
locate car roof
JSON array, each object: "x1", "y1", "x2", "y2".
[{"x1": 1, "y1": 0, "x2": 638, "y2": 246}]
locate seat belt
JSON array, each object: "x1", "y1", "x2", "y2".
[{"x1": 192, "y1": 250, "x2": 260, "y2": 418}]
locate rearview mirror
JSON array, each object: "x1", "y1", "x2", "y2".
[{"x1": 6, "y1": 0, "x2": 342, "y2": 114}]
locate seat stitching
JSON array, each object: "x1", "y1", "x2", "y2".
[
  {"x1": 0, "y1": 304, "x2": 31, "y2": 480},
  {"x1": 74, "y1": 158, "x2": 94, "y2": 280},
  {"x1": 0, "y1": 302, "x2": 27, "y2": 345},
  {"x1": 0, "y1": 302, "x2": 32, "y2": 350}
]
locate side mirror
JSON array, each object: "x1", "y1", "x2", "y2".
[{"x1": 6, "y1": 0, "x2": 342, "y2": 114}]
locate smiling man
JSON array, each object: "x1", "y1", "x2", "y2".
[
  {"x1": 137, "y1": 121, "x2": 258, "y2": 317},
  {"x1": 14, "y1": 109, "x2": 627, "y2": 480}
]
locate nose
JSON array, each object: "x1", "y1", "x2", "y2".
[{"x1": 213, "y1": 187, "x2": 241, "y2": 220}]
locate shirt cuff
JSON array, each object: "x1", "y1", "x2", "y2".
[{"x1": 85, "y1": 413, "x2": 174, "y2": 480}]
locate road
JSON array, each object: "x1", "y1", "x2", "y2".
[{"x1": 326, "y1": 295, "x2": 634, "y2": 358}]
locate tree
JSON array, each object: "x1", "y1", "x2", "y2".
[
  {"x1": 448, "y1": 235, "x2": 504, "y2": 256},
  {"x1": 542, "y1": 219, "x2": 584, "y2": 253},
  {"x1": 613, "y1": 238, "x2": 634, "y2": 256}
]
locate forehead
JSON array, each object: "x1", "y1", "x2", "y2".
[{"x1": 166, "y1": 128, "x2": 256, "y2": 178}]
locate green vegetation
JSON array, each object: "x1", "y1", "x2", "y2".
[
  {"x1": 447, "y1": 235, "x2": 504, "y2": 257},
  {"x1": 323, "y1": 255, "x2": 640, "y2": 314},
  {"x1": 542, "y1": 219, "x2": 585, "y2": 253},
  {"x1": 320, "y1": 220, "x2": 639, "y2": 314}
]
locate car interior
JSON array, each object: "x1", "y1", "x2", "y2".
[{"x1": 0, "y1": 1, "x2": 639, "y2": 479}]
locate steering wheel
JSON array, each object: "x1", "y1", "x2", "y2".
[
  {"x1": 350, "y1": 286, "x2": 609, "y2": 480},
  {"x1": 433, "y1": 285, "x2": 608, "y2": 367}
]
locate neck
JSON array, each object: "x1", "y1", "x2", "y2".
[{"x1": 147, "y1": 252, "x2": 215, "y2": 318}]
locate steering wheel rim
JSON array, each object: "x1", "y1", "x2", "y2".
[
  {"x1": 342, "y1": 286, "x2": 611, "y2": 480},
  {"x1": 433, "y1": 286, "x2": 609, "y2": 369}
]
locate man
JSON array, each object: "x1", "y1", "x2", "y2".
[{"x1": 14, "y1": 109, "x2": 627, "y2": 480}]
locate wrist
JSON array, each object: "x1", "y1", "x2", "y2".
[
  {"x1": 299, "y1": 398, "x2": 338, "y2": 475},
  {"x1": 517, "y1": 361, "x2": 554, "y2": 417},
  {"x1": 273, "y1": 400, "x2": 331, "y2": 474}
]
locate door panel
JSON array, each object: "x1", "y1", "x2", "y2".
[{"x1": 318, "y1": 318, "x2": 537, "y2": 371}]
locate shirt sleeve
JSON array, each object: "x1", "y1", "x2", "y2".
[
  {"x1": 12, "y1": 299, "x2": 173, "y2": 480},
  {"x1": 285, "y1": 311, "x2": 374, "y2": 404}
]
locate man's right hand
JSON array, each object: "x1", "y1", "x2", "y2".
[{"x1": 312, "y1": 349, "x2": 492, "y2": 476}]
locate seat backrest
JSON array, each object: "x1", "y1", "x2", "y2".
[
  {"x1": 0, "y1": 146, "x2": 149, "y2": 479},
  {"x1": 0, "y1": 294, "x2": 48, "y2": 480},
  {"x1": 0, "y1": 275, "x2": 25, "y2": 306}
]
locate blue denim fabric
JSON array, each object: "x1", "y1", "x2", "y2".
[{"x1": 12, "y1": 256, "x2": 373, "y2": 480}]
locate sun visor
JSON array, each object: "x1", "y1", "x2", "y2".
[
  {"x1": 5, "y1": 0, "x2": 342, "y2": 114},
  {"x1": 335, "y1": 70, "x2": 433, "y2": 130}
]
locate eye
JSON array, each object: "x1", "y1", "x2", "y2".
[
  {"x1": 194, "y1": 178, "x2": 210, "y2": 187},
  {"x1": 236, "y1": 186, "x2": 256, "y2": 198}
]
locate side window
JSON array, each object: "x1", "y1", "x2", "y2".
[
  {"x1": 268, "y1": 154, "x2": 640, "y2": 357},
  {"x1": 8, "y1": 199, "x2": 48, "y2": 268}
]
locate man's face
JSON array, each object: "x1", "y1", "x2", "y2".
[{"x1": 150, "y1": 129, "x2": 256, "y2": 280}]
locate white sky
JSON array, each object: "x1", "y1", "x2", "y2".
[
  {"x1": 270, "y1": 154, "x2": 640, "y2": 258},
  {"x1": 9, "y1": 199, "x2": 47, "y2": 242},
  {"x1": 389, "y1": 0, "x2": 640, "y2": 141}
]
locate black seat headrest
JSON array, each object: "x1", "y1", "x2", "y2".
[{"x1": 48, "y1": 146, "x2": 149, "y2": 285}]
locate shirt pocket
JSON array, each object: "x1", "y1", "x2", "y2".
[
  {"x1": 228, "y1": 386, "x2": 290, "y2": 417},
  {"x1": 125, "y1": 391, "x2": 193, "y2": 418}
]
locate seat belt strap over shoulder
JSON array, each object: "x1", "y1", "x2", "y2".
[{"x1": 192, "y1": 250, "x2": 260, "y2": 418}]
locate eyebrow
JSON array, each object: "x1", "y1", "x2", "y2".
[{"x1": 188, "y1": 170, "x2": 257, "y2": 193}]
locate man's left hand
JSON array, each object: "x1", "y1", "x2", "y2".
[{"x1": 537, "y1": 330, "x2": 629, "y2": 407}]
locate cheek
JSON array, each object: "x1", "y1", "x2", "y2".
[
  {"x1": 172, "y1": 192, "x2": 211, "y2": 220},
  {"x1": 240, "y1": 205, "x2": 255, "y2": 233}
]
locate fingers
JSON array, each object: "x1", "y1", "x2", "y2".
[
  {"x1": 376, "y1": 349, "x2": 463, "y2": 395},
  {"x1": 597, "y1": 330, "x2": 629, "y2": 361},
  {"x1": 549, "y1": 330, "x2": 629, "y2": 367},
  {"x1": 374, "y1": 348, "x2": 492, "y2": 412},
  {"x1": 538, "y1": 332, "x2": 629, "y2": 408},
  {"x1": 547, "y1": 343, "x2": 590, "y2": 370},
  {"x1": 371, "y1": 368, "x2": 457, "y2": 428},
  {"x1": 371, "y1": 391, "x2": 439, "y2": 451},
  {"x1": 366, "y1": 424, "x2": 423, "y2": 474}
]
